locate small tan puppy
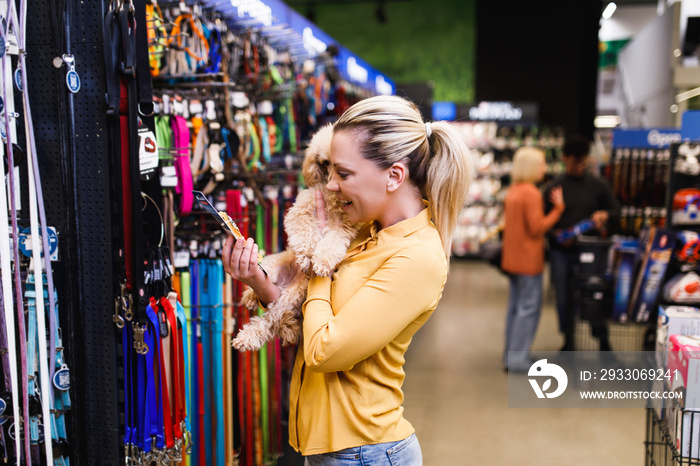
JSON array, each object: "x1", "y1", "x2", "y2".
[{"x1": 232, "y1": 124, "x2": 361, "y2": 351}]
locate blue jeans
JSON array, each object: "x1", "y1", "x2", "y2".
[
  {"x1": 504, "y1": 273, "x2": 543, "y2": 370},
  {"x1": 304, "y1": 433, "x2": 422, "y2": 466}
]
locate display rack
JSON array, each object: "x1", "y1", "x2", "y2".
[{"x1": 607, "y1": 128, "x2": 678, "y2": 236}]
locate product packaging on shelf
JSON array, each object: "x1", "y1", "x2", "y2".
[
  {"x1": 656, "y1": 305, "x2": 700, "y2": 368},
  {"x1": 610, "y1": 239, "x2": 639, "y2": 322},
  {"x1": 628, "y1": 227, "x2": 675, "y2": 322},
  {"x1": 667, "y1": 335, "x2": 700, "y2": 411},
  {"x1": 666, "y1": 340, "x2": 700, "y2": 460},
  {"x1": 664, "y1": 272, "x2": 700, "y2": 304}
]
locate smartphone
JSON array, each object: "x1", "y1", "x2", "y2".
[
  {"x1": 192, "y1": 190, "x2": 266, "y2": 273},
  {"x1": 193, "y1": 190, "x2": 244, "y2": 239}
]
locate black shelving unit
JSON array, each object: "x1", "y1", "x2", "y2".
[{"x1": 25, "y1": 1, "x2": 121, "y2": 464}]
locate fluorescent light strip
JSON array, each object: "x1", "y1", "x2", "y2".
[
  {"x1": 602, "y1": 2, "x2": 617, "y2": 19},
  {"x1": 594, "y1": 115, "x2": 621, "y2": 128}
]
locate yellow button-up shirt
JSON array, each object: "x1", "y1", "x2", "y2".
[{"x1": 289, "y1": 207, "x2": 448, "y2": 455}]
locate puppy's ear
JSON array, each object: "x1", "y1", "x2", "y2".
[{"x1": 302, "y1": 124, "x2": 334, "y2": 186}]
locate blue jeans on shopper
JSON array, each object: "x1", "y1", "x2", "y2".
[
  {"x1": 304, "y1": 434, "x2": 422, "y2": 466},
  {"x1": 504, "y1": 273, "x2": 543, "y2": 371}
]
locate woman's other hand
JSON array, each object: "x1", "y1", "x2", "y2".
[{"x1": 549, "y1": 186, "x2": 565, "y2": 210}]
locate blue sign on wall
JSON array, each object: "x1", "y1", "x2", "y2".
[
  {"x1": 612, "y1": 128, "x2": 682, "y2": 148},
  {"x1": 204, "y1": 0, "x2": 395, "y2": 95},
  {"x1": 681, "y1": 110, "x2": 700, "y2": 141},
  {"x1": 432, "y1": 102, "x2": 457, "y2": 121}
]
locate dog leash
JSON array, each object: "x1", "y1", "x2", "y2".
[
  {"x1": 256, "y1": 201, "x2": 270, "y2": 462},
  {"x1": 171, "y1": 115, "x2": 194, "y2": 215},
  {"x1": 188, "y1": 259, "x2": 201, "y2": 465},
  {"x1": 199, "y1": 259, "x2": 213, "y2": 465},
  {"x1": 236, "y1": 190, "x2": 254, "y2": 466},
  {"x1": 223, "y1": 270, "x2": 235, "y2": 466},
  {"x1": 211, "y1": 259, "x2": 225, "y2": 466},
  {"x1": 50, "y1": 286, "x2": 70, "y2": 466},
  {"x1": 0, "y1": 286, "x2": 14, "y2": 464},
  {"x1": 178, "y1": 269, "x2": 193, "y2": 466},
  {"x1": 227, "y1": 189, "x2": 244, "y2": 460},
  {"x1": 1, "y1": 0, "x2": 37, "y2": 460},
  {"x1": 175, "y1": 297, "x2": 192, "y2": 466},
  {"x1": 253, "y1": 201, "x2": 266, "y2": 464}
]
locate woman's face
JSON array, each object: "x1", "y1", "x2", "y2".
[{"x1": 326, "y1": 130, "x2": 390, "y2": 225}]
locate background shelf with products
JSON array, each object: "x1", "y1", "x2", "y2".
[{"x1": 450, "y1": 122, "x2": 565, "y2": 257}]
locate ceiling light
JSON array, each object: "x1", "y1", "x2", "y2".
[
  {"x1": 602, "y1": 2, "x2": 617, "y2": 20},
  {"x1": 594, "y1": 115, "x2": 620, "y2": 128}
]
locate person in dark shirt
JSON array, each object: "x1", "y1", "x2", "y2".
[{"x1": 544, "y1": 135, "x2": 619, "y2": 351}]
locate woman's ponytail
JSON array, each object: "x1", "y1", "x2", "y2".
[{"x1": 425, "y1": 122, "x2": 474, "y2": 259}]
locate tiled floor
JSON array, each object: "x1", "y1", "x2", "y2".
[{"x1": 402, "y1": 260, "x2": 645, "y2": 465}]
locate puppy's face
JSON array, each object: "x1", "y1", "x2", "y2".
[{"x1": 302, "y1": 124, "x2": 334, "y2": 187}]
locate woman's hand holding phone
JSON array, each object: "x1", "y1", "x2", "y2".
[{"x1": 222, "y1": 236, "x2": 280, "y2": 307}]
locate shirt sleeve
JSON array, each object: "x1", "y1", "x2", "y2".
[
  {"x1": 522, "y1": 188, "x2": 564, "y2": 237},
  {"x1": 598, "y1": 178, "x2": 620, "y2": 219},
  {"x1": 301, "y1": 246, "x2": 446, "y2": 373}
]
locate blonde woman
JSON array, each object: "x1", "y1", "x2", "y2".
[
  {"x1": 501, "y1": 147, "x2": 564, "y2": 372},
  {"x1": 223, "y1": 95, "x2": 473, "y2": 465}
]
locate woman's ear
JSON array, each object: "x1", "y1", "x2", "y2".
[{"x1": 387, "y1": 162, "x2": 407, "y2": 192}]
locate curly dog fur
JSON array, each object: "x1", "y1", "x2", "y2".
[{"x1": 232, "y1": 124, "x2": 361, "y2": 351}]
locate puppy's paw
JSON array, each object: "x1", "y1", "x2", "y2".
[
  {"x1": 312, "y1": 244, "x2": 346, "y2": 277},
  {"x1": 232, "y1": 316, "x2": 271, "y2": 351},
  {"x1": 278, "y1": 319, "x2": 302, "y2": 346},
  {"x1": 240, "y1": 288, "x2": 261, "y2": 311},
  {"x1": 296, "y1": 255, "x2": 312, "y2": 273}
]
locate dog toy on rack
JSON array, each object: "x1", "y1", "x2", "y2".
[{"x1": 232, "y1": 124, "x2": 361, "y2": 351}]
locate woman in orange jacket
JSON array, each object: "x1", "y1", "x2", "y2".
[{"x1": 501, "y1": 147, "x2": 564, "y2": 371}]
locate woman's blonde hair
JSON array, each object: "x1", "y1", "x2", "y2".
[
  {"x1": 511, "y1": 146, "x2": 545, "y2": 184},
  {"x1": 333, "y1": 95, "x2": 474, "y2": 261}
]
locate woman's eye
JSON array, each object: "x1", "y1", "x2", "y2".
[{"x1": 338, "y1": 172, "x2": 349, "y2": 179}]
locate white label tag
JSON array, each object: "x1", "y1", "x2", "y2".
[
  {"x1": 172, "y1": 99, "x2": 184, "y2": 115},
  {"x1": 580, "y1": 252, "x2": 595, "y2": 264},
  {"x1": 138, "y1": 126, "x2": 159, "y2": 179},
  {"x1": 0, "y1": 2, "x2": 19, "y2": 56},
  {"x1": 189, "y1": 100, "x2": 203, "y2": 115},
  {"x1": 160, "y1": 165, "x2": 178, "y2": 187},
  {"x1": 173, "y1": 250, "x2": 190, "y2": 268}
]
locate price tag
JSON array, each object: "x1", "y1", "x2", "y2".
[
  {"x1": 173, "y1": 250, "x2": 190, "y2": 269},
  {"x1": 138, "y1": 124, "x2": 159, "y2": 181},
  {"x1": 160, "y1": 165, "x2": 178, "y2": 187},
  {"x1": 53, "y1": 364, "x2": 71, "y2": 391}
]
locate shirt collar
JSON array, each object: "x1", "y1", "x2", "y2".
[
  {"x1": 376, "y1": 205, "x2": 432, "y2": 244},
  {"x1": 347, "y1": 205, "x2": 433, "y2": 251}
]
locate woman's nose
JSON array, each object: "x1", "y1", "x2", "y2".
[{"x1": 326, "y1": 177, "x2": 339, "y2": 192}]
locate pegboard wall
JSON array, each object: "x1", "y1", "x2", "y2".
[{"x1": 25, "y1": 0, "x2": 122, "y2": 464}]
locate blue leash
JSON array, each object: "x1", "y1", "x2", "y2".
[{"x1": 211, "y1": 259, "x2": 225, "y2": 466}]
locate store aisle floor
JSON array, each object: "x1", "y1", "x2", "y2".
[{"x1": 402, "y1": 260, "x2": 645, "y2": 466}]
